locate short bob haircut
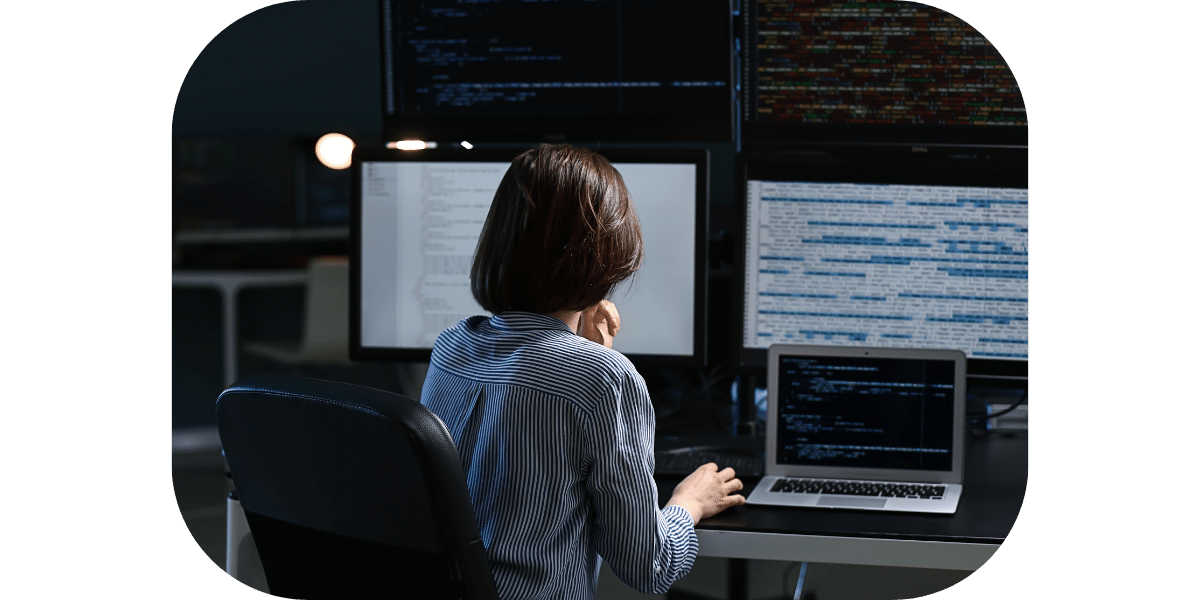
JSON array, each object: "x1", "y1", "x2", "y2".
[{"x1": 471, "y1": 144, "x2": 644, "y2": 315}]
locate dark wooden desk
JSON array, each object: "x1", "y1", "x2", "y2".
[{"x1": 657, "y1": 430, "x2": 1027, "y2": 571}]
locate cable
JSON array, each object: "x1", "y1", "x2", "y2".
[
  {"x1": 701, "y1": 361, "x2": 737, "y2": 433},
  {"x1": 967, "y1": 389, "x2": 1027, "y2": 421}
]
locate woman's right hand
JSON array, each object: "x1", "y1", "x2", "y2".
[
  {"x1": 666, "y1": 463, "x2": 746, "y2": 525},
  {"x1": 579, "y1": 300, "x2": 621, "y2": 348}
]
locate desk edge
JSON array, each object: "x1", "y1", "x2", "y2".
[{"x1": 696, "y1": 530, "x2": 999, "y2": 570}]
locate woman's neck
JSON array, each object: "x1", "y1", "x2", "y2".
[{"x1": 546, "y1": 310, "x2": 582, "y2": 334}]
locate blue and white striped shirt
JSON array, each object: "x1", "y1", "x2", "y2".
[{"x1": 421, "y1": 312, "x2": 698, "y2": 600}]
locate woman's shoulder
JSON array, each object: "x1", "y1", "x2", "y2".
[
  {"x1": 549, "y1": 340, "x2": 654, "y2": 424},
  {"x1": 535, "y1": 328, "x2": 638, "y2": 374},
  {"x1": 503, "y1": 326, "x2": 647, "y2": 412}
]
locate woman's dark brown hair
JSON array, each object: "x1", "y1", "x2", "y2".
[{"x1": 470, "y1": 144, "x2": 644, "y2": 314}]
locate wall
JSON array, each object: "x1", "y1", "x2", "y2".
[{"x1": 173, "y1": 0, "x2": 381, "y2": 142}]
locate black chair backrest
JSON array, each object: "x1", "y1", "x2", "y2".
[{"x1": 216, "y1": 374, "x2": 497, "y2": 599}]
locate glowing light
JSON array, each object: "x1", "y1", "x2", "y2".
[
  {"x1": 460, "y1": 141, "x2": 474, "y2": 149},
  {"x1": 315, "y1": 133, "x2": 355, "y2": 170},
  {"x1": 386, "y1": 140, "x2": 437, "y2": 151}
]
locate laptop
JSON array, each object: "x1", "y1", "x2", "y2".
[{"x1": 745, "y1": 344, "x2": 967, "y2": 514}]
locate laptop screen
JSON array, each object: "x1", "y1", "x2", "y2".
[{"x1": 775, "y1": 354, "x2": 957, "y2": 472}]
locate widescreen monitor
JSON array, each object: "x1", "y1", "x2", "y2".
[
  {"x1": 741, "y1": 0, "x2": 1027, "y2": 148},
  {"x1": 738, "y1": 150, "x2": 1028, "y2": 382},
  {"x1": 379, "y1": 0, "x2": 734, "y2": 143},
  {"x1": 352, "y1": 147, "x2": 708, "y2": 364}
]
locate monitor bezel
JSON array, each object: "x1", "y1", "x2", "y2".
[
  {"x1": 351, "y1": 146, "x2": 710, "y2": 366},
  {"x1": 734, "y1": 147, "x2": 1028, "y2": 382}
]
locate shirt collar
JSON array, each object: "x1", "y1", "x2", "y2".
[{"x1": 487, "y1": 311, "x2": 573, "y2": 333}]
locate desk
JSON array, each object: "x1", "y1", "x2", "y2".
[
  {"x1": 657, "y1": 431, "x2": 1026, "y2": 573},
  {"x1": 172, "y1": 270, "x2": 308, "y2": 386}
]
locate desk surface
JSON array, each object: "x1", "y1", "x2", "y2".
[{"x1": 656, "y1": 431, "x2": 1027, "y2": 569}]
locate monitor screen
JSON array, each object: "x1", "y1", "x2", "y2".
[
  {"x1": 353, "y1": 148, "x2": 708, "y2": 363},
  {"x1": 379, "y1": 0, "x2": 734, "y2": 143},
  {"x1": 741, "y1": 0, "x2": 1027, "y2": 147},
  {"x1": 739, "y1": 150, "x2": 1027, "y2": 380}
]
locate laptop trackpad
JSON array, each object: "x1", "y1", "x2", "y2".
[{"x1": 817, "y1": 497, "x2": 887, "y2": 509}]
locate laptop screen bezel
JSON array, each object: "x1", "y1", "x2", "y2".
[{"x1": 765, "y1": 344, "x2": 967, "y2": 484}]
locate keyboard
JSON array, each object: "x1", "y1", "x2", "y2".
[
  {"x1": 768, "y1": 478, "x2": 946, "y2": 499},
  {"x1": 654, "y1": 450, "x2": 764, "y2": 477}
]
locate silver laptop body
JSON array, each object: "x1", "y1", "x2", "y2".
[{"x1": 745, "y1": 344, "x2": 967, "y2": 514}]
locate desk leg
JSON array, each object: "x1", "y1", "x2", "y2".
[
  {"x1": 728, "y1": 558, "x2": 748, "y2": 600},
  {"x1": 222, "y1": 285, "x2": 238, "y2": 386},
  {"x1": 792, "y1": 562, "x2": 809, "y2": 600}
]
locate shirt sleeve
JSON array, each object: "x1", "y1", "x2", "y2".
[{"x1": 583, "y1": 367, "x2": 699, "y2": 594}]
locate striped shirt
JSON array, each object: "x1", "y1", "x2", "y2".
[{"x1": 421, "y1": 312, "x2": 698, "y2": 600}]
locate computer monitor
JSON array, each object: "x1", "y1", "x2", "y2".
[
  {"x1": 741, "y1": 0, "x2": 1027, "y2": 148},
  {"x1": 378, "y1": 0, "x2": 734, "y2": 143},
  {"x1": 737, "y1": 149, "x2": 1027, "y2": 383},
  {"x1": 352, "y1": 147, "x2": 708, "y2": 365}
]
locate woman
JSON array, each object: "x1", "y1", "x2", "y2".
[{"x1": 420, "y1": 144, "x2": 744, "y2": 599}]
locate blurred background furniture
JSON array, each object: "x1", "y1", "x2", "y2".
[
  {"x1": 242, "y1": 256, "x2": 351, "y2": 366},
  {"x1": 172, "y1": 268, "x2": 309, "y2": 388},
  {"x1": 172, "y1": 267, "x2": 308, "y2": 454}
]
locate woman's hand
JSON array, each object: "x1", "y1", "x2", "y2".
[
  {"x1": 579, "y1": 300, "x2": 621, "y2": 348},
  {"x1": 666, "y1": 463, "x2": 746, "y2": 525}
]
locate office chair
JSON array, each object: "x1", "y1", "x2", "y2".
[{"x1": 216, "y1": 374, "x2": 498, "y2": 599}]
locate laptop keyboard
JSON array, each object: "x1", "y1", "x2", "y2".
[
  {"x1": 654, "y1": 451, "x2": 765, "y2": 477},
  {"x1": 769, "y1": 478, "x2": 946, "y2": 499}
]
